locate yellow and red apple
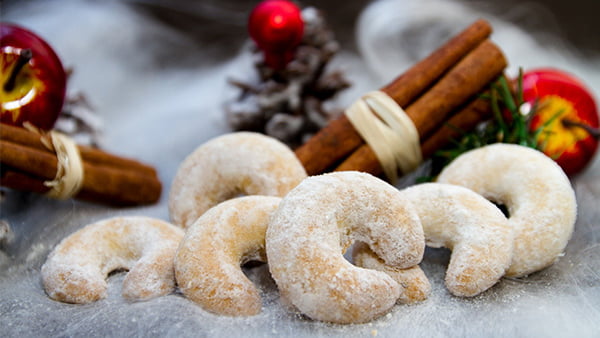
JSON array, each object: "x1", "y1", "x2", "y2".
[
  {"x1": 1, "y1": 23, "x2": 66, "y2": 130},
  {"x1": 522, "y1": 68, "x2": 599, "y2": 176}
]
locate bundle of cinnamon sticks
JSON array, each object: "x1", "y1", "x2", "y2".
[
  {"x1": 295, "y1": 19, "x2": 507, "y2": 179},
  {"x1": 0, "y1": 123, "x2": 161, "y2": 206}
]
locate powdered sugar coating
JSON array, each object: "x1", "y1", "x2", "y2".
[
  {"x1": 437, "y1": 143, "x2": 577, "y2": 277},
  {"x1": 266, "y1": 171, "x2": 424, "y2": 324},
  {"x1": 168, "y1": 132, "x2": 307, "y2": 228},
  {"x1": 175, "y1": 195, "x2": 281, "y2": 316},
  {"x1": 352, "y1": 242, "x2": 431, "y2": 304},
  {"x1": 400, "y1": 183, "x2": 513, "y2": 296},
  {"x1": 41, "y1": 216, "x2": 184, "y2": 304}
]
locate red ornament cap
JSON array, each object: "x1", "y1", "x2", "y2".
[{"x1": 248, "y1": 0, "x2": 304, "y2": 69}]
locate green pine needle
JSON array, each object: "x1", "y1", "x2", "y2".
[{"x1": 426, "y1": 69, "x2": 552, "y2": 179}]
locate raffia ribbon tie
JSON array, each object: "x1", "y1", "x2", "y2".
[
  {"x1": 345, "y1": 91, "x2": 422, "y2": 183},
  {"x1": 24, "y1": 122, "x2": 84, "y2": 199}
]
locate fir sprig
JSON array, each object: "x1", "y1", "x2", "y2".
[{"x1": 428, "y1": 69, "x2": 556, "y2": 177}]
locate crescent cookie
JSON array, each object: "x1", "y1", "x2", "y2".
[
  {"x1": 266, "y1": 171, "x2": 424, "y2": 324},
  {"x1": 169, "y1": 132, "x2": 307, "y2": 228},
  {"x1": 437, "y1": 143, "x2": 577, "y2": 277},
  {"x1": 41, "y1": 216, "x2": 184, "y2": 304},
  {"x1": 352, "y1": 242, "x2": 431, "y2": 304},
  {"x1": 175, "y1": 195, "x2": 281, "y2": 316},
  {"x1": 400, "y1": 183, "x2": 513, "y2": 296}
]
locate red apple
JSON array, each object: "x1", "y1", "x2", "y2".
[
  {"x1": 0, "y1": 23, "x2": 66, "y2": 130},
  {"x1": 522, "y1": 68, "x2": 599, "y2": 176}
]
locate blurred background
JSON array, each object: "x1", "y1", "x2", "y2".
[
  {"x1": 4, "y1": 0, "x2": 599, "y2": 117},
  {"x1": 4, "y1": 0, "x2": 599, "y2": 61},
  {"x1": 132, "y1": 0, "x2": 600, "y2": 56}
]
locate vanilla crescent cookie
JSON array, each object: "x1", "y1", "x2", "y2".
[
  {"x1": 41, "y1": 216, "x2": 184, "y2": 304},
  {"x1": 169, "y1": 132, "x2": 307, "y2": 228},
  {"x1": 437, "y1": 143, "x2": 577, "y2": 277},
  {"x1": 400, "y1": 183, "x2": 513, "y2": 296},
  {"x1": 352, "y1": 242, "x2": 431, "y2": 304},
  {"x1": 175, "y1": 195, "x2": 281, "y2": 316},
  {"x1": 266, "y1": 171, "x2": 424, "y2": 324}
]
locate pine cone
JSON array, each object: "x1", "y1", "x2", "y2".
[{"x1": 226, "y1": 7, "x2": 350, "y2": 149}]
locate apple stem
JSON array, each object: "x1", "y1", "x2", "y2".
[
  {"x1": 562, "y1": 119, "x2": 600, "y2": 139},
  {"x1": 3, "y1": 48, "x2": 32, "y2": 92}
]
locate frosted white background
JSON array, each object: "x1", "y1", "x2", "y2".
[{"x1": 1, "y1": 0, "x2": 599, "y2": 336}]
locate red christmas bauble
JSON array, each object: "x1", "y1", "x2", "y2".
[{"x1": 248, "y1": 0, "x2": 304, "y2": 69}]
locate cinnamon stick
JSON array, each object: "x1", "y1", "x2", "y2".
[
  {"x1": 335, "y1": 40, "x2": 506, "y2": 176},
  {"x1": 379, "y1": 18, "x2": 493, "y2": 105},
  {"x1": 295, "y1": 19, "x2": 493, "y2": 175},
  {"x1": 0, "y1": 167, "x2": 112, "y2": 205},
  {"x1": 0, "y1": 129, "x2": 162, "y2": 206},
  {"x1": 421, "y1": 95, "x2": 492, "y2": 158},
  {"x1": 0, "y1": 123, "x2": 157, "y2": 177},
  {"x1": 294, "y1": 116, "x2": 363, "y2": 175},
  {"x1": 1, "y1": 168, "x2": 160, "y2": 207},
  {"x1": 1, "y1": 169, "x2": 48, "y2": 194}
]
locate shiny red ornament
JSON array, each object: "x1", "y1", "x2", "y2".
[{"x1": 248, "y1": 0, "x2": 304, "y2": 70}]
